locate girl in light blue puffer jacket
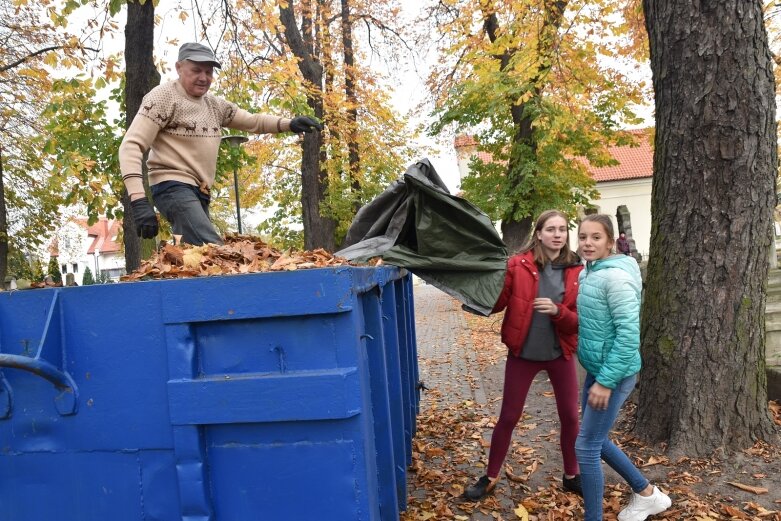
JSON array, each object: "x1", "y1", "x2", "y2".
[{"x1": 574, "y1": 215, "x2": 671, "y2": 521}]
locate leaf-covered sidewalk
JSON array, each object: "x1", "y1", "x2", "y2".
[{"x1": 405, "y1": 284, "x2": 781, "y2": 521}]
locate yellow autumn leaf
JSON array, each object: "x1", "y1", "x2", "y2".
[
  {"x1": 205, "y1": 265, "x2": 223, "y2": 275},
  {"x1": 182, "y1": 249, "x2": 204, "y2": 269},
  {"x1": 43, "y1": 53, "x2": 58, "y2": 67},
  {"x1": 514, "y1": 503, "x2": 529, "y2": 520}
]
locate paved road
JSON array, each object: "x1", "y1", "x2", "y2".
[{"x1": 413, "y1": 283, "x2": 487, "y2": 407}]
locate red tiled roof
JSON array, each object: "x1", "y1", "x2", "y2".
[
  {"x1": 588, "y1": 129, "x2": 653, "y2": 182},
  {"x1": 454, "y1": 129, "x2": 654, "y2": 182},
  {"x1": 86, "y1": 218, "x2": 122, "y2": 254},
  {"x1": 475, "y1": 151, "x2": 493, "y2": 163},
  {"x1": 48, "y1": 237, "x2": 59, "y2": 257},
  {"x1": 48, "y1": 217, "x2": 122, "y2": 257},
  {"x1": 454, "y1": 134, "x2": 477, "y2": 148}
]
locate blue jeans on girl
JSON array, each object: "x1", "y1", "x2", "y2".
[{"x1": 575, "y1": 373, "x2": 648, "y2": 521}]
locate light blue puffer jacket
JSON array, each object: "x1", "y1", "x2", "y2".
[{"x1": 577, "y1": 254, "x2": 642, "y2": 389}]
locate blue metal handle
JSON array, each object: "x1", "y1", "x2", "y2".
[{"x1": 0, "y1": 354, "x2": 78, "y2": 416}]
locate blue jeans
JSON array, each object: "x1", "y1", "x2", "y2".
[
  {"x1": 575, "y1": 373, "x2": 648, "y2": 521},
  {"x1": 153, "y1": 183, "x2": 223, "y2": 246}
]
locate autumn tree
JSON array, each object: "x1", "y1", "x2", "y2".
[
  {"x1": 0, "y1": 0, "x2": 98, "y2": 281},
  {"x1": 24, "y1": 0, "x2": 150, "y2": 271},
  {"x1": 277, "y1": 1, "x2": 337, "y2": 250},
  {"x1": 191, "y1": 0, "x2": 418, "y2": 249},
  {"x1": 340, "y1": 0, "x2": 360, "y2": 214},
  {"x1": 42, "y1": 79, "x2": 124, "y2": 223},
  {"x1": 6, "y1": 248, "x2": 35, "y2": 280},
  {"x1": 639, "y1": 0, "x2": 778, "y2": 456},
  {"x1": 424, "y1": 0, "x2": 646, "y2": 251},
  {"x1": 121, "y1": 0, "x2": 159, "y2": 271}
]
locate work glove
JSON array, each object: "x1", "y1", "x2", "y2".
[
  {"x1": 289, "y1": 115, "x2": 323, "y2": 133},
  {"x1": 130, "y1": 198, "x2": 159, "y2": 239}
]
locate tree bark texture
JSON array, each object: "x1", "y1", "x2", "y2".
[
  {"x1": 341, "y1": 0, "x2": 361, "y2": 215},
  {"x1": 280, "y1": 1, "x2": 337, "y2": 251},
  {"x1": 123, "y1": 0, "x2": 159, "y2": 272},
  {"x1": 0, "y1": 146, "x2": 7, "y2": 282},
  {"x1": 501, "y1": 217, "x2": 533, "y2": 255},
  {"x1": 640, "y1": 0, "x2": 777, "y2": 456}
]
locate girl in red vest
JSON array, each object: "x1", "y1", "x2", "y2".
[{"x1": 465, "y1": 209, "x2": 584, "y2": 500}]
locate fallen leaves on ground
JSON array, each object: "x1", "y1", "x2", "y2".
[
  {"x1": 513, "y1": 504, "x2": 529, "y2": 520},
  {"x1": 121, "y1": 234, "x2": 355, "y2": 281},
  {"x1": 771, "y1": 401, "x2": 781, "y2": 426},
  {"x1": 403, "y1": 302, "x2": 781, "y2": 520}
]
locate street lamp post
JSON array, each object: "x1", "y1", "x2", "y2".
[{"x1": 220, "y1": 135, "x2": 249, "y2": 234}]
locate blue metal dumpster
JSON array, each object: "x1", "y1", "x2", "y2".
[{"x1": 0, "y1": 266, "x2": 418, "y2": 521}]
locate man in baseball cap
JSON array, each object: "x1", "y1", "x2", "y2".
[
  {"x1": 119, "y1": 42, "x2": 323, "y2": 245},
  {"x1": 177, "y1": 42, "x2": 222, "y2": 68}
]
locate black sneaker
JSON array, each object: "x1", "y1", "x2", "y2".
[
  {"x1": 562, "y1": 474, "x2": 583, "y2": 496},
  {"x1": 463, "y1": 475, "x2": 497, "y2": 501}
]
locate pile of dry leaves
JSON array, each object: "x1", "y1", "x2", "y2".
[{"x1": 121, "y1": 235, "x2": 355, "y2": 281}]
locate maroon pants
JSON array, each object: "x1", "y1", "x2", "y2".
[{"x1": 486, "y1": 354, "x2": 580, "y2": 478}]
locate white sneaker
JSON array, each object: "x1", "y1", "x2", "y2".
[{"x1": 617, "y1": 486, "x2": 672, "y2": 521}]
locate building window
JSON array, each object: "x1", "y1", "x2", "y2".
[
  {"x1": 61, "y1": 264, "x2": 67, "y2": 274},
  {"x1": 72, "y1": 263, "x2": 78, "y2": 273},
  {"x1": 100, "y1": 268, "x2": 124, "y2": 282}
]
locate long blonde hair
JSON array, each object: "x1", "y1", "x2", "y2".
[{"x1": 521, "y1": 210, "x2": 578, "y2": 267}]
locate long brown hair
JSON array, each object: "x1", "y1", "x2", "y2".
[{"x1": 521, "y1": 210, "x2": 578, "y2": 267}]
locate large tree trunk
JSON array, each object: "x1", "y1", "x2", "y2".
[
  {"x1": 0, "y1": 146, "x2": 7, "y2": 283},
  {"x1": 639, "y1": 0, "x2": 777, "y2": 456},
  {"x1": 341, "y1": 0, "x2": 360, "y2": 215},
  {"x1": 280, "y1": 0, "x2": 337, "y2": 251},
  {"x1": 500, "y1": 217, "x2": 532, "y2": 254},
  {"x1": 123, "y1": 0, "x2": 159, "y2": 272}
]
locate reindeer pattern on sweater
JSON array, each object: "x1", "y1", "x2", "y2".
[{"x1": 138, "y1": 82, "x2": 237, "y2": 138}]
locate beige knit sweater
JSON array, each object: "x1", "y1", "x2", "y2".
[{"x1": 119, "y1": 80, "x2": 291, "y2": 198}]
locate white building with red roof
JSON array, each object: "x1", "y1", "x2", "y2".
[
  {"x1": 454, "y1": 130, "x2": 654, "y2": 257},
  {"x1": 49, "y1": 217, "x2": 125, "y2": 283}
]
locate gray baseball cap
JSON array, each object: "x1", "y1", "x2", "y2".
[{"x1": 177, "y1": 42, "x2": 222, "y2": 68}]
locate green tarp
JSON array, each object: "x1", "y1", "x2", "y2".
[{"x1": 336, "y1": 159, "x2": 508, "y2": 315}]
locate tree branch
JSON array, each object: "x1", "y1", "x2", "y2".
[{"x1": 1, "y1": 46, "x2": 60, "y2": 73}]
